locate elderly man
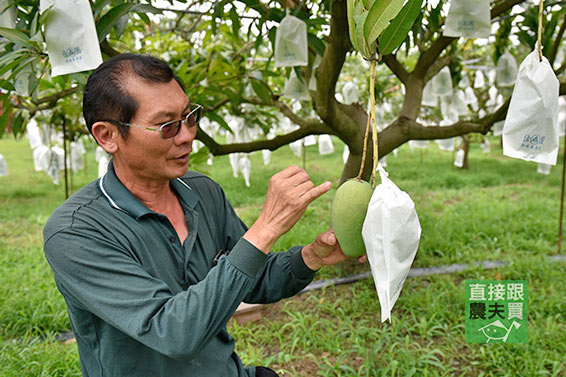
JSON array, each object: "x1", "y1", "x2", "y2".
[{"x1": 44, "y1": 53, "x2": 355, "y2": 377}]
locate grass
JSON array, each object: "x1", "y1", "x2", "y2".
[{"x1": 1, "y1": 135, "x2": 565, "y2": 376}]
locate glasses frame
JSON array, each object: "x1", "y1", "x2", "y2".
[{"x1": 102, "y1": 104, "x2": 202, "y2": 139}]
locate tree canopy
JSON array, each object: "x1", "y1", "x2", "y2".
[{"x1": 0, "y1": 0, "x2": 565, "y2": 182}]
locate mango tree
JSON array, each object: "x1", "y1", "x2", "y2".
[{"x1": 0, "y1": 0, "x2": 565, "y2": 183}]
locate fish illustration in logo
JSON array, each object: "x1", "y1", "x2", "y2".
[{"x1": 478, "y1": 320, "x2": 521, "y2": 343}]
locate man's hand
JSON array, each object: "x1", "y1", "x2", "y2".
[
  {"x1": 244, "y1": 166, "x2": 332, "y2": 253},
  {"x1": 301, "y1": 230, "x2": 367, "y2": 271}
]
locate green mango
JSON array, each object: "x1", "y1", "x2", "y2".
[{"x1": 330, "y1": 178, "x2": 373, "y2": 257}]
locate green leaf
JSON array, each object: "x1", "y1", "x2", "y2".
[
  {"x1": 346, "y1": 0, "x2": 359, "y2": 52},
  {"x1": 355, "y1": 10, "x2": 373, "y2": 58},
  {"x1": 250, "y1": 78, "x2": 272, "y2": 103},
  {"x1": 362, "y1": 0, "x2": 373, "y2": 10},
  {"x1": 229, "y1": 6, "x2": 241, "y2": 37},
  {"x1": 206, "y1": 111, "x2": 231, "y2": 133},
  {"x1": 0, "y1": 78, "x2": 15, "y2": 91},
  {"x1": 30, "y1": 8, "x2": 40, "y2": 37},
  {"x1": 307, "y1": 33, "x2": 326, "y2": 56},
  {"x1": 0, "y1": 55, "x2": 35, "y2": 78},
  {"x1": 113, "y1": 14, "x2": 129, "y2": 39},
  {"x1": 0, "y1": 96, "x2": 12, "y2": 134},
  {"x1": 364, "y1": 0, "x2": 405, "y2": 46},
  {"x1": 136, "y1": 12, "x2": 150, "y2": 25},
  {"x1": 131, "y1": 4, "x2": 160, "y2": 14},
  {"x1": 11, "y1": 112, "x2": 25, "y2": 138},
  {"x1": 91, "y1": 0, "x2": 111, "y2": 19},
  {"x1": 0, "y1": 49, "x2": 28, "y2": 68},
  {"x1": 96, "y1": 3, "x2": 134, "y2": 42},
  {"x1": 379, "y1": 0, "x2": 423, "y2": 55},
  {"x1": 0, "y1": 27, "x2": 31, "y2": 46}
]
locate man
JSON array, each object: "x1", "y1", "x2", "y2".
[{"x1": 43, "y1": 54, "x2": 357, "y2": 377}]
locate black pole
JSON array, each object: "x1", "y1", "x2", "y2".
[{"x1": 62, "y1": 117, "x2": 69, "y2": 199}]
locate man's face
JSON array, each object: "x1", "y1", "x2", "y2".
[{"x1": 113, "y1": 77, "x2": 196, "y2": 183}]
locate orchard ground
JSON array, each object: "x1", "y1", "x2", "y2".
[{"x1": 1, "y1": 135, "x2": 564, "y2": 376}]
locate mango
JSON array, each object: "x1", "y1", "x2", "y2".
[{"x1": 330, "y1": 178, "x2": 373, "y2": 257}]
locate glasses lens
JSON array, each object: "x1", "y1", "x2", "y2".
[
  {"x1": 161, "y1": 121, "x2": 181, "y2": 139},
  {"x1": 186, "y1": 107, "x2": 201, "y2": 128}
]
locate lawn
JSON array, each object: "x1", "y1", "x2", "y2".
[{"x1": 1, "y1": 135, "x2": 564, "y2": 376}]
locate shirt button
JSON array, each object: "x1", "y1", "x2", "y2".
[{"x1": 169, "y1": 236, "x2": 176, "y2": 243}]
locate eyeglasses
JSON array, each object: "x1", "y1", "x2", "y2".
[{"x1": 104, "y1": 104, "x2": 202, "y2": 139}]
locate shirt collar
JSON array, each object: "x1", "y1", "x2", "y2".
[{"x1": 99, "y1": 160, "x2": 198, "y2": 219}]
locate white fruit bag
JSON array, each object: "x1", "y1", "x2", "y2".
[
  {"x1": 282, "y1": 70, "x2": 310, "y2": 100},
  {"x1": 474, "y1": 70, "x2": 486, "y2": 88},
  {"x1": 303, "y1": 135, "x2": 317, "y2": 146},
  {"x1": 98, "y1": 154, "x2": 111, "y2": 177},
  {"x1": 342, "y1": 81, "x2": 359, "y2": 105},
  {"x1": 537, "y1": 163, "x2": 551, "y2": 175},
  {"x1": 289, "y1": 139, "x2": 302, "y2": 157},
  {"x1": 436, "y1": 138, "x2": 455, "y2": 152},
  {"x1": 238, "y1": 155, "x2": 251, "y2": 187},
  {"x1": 409, "y1": 140, "x2": 429, "y2": 149},
  {"x1": 274, "y1": 13, "x2": 308, "y2": 67},
  {"x1": 492, "y1": 120, "x2": 504, "y2": 136},
  {"x1": 318, "y1": 134, "x2": 334, "y2": 155},
  {"x1": 262, "y1": 149, "x2": 271, "y2": 166},
  {"x1": 229, "y1": 153, "x2": 240, "y2": 178},
  {"x1": 443, "y1": 0, "x2": 491, "y2": 39},
  {"x1": 26, "y1": 118, "x2": 45, "y2": 150},
  {"x1": 40, "y1": 0, "x2": 102, "y2": 77},
  {"x1": 422, "y1": 81, "x2": 438, "y2": 107},
  {"x1": 558, "y1": 96, "x2": 566, "y2": 137},
  {"x1": 342, "y1": 145, "x2": 350, "y2": 164},
  {"x1": 362, "y1": 167, "x2": 421, "y2": 323},
  {"x1": 46, "y1": 146, "x2": 64, "y2": 184},
  {"x1": 481, "y1": 138, "x2": 491, "y2": 153},
  {"x1": 496, "y1": 51, "x2": 518, "y2": 87},
  {"x1": 0, "y1": 153, "x2": 8, "y2": 176},
  {"x1": 454, "y1": 149, "x2": 465, "y2": 168},
  {"x1": 431, "y1": 66, "x2": 453, "y2": 97},
  {"x1": 502, "y1": 49, "x2": 560, "y2": 165},
  {"x1": 440, "y1": 95, "x2": 460, "y2": 123},
  {"x1": 33, "y1": 145, "x2": 51, "y2": 171},
  {"x1": 69, "y1": 140, "x2": 85, "y2": 172}
]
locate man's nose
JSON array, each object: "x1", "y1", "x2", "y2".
[{"x1": 174, "y1": 120, "x2": 196, "y2": 144}]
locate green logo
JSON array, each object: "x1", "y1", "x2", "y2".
[{"x1": 465, "y1": 280, "x2": 528, "y2": 343}]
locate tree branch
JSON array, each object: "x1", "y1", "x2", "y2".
[
  {"x1": 382, "y1": 54, "x2": 409, "y2": 84},
  {"x1": 12, "y1": 87, "x2": 79, "y2": 114},
  {"x1": 314, "y1": 0, "x2": 351, "y2": 120},
  {"x1": 550, "y1": 14, "x2": 566, "y2": 66},
  {"x1": 244, "y1": 95, "x2": 327, "y2": 130},
  {"x1": 100, "y1": 39, "x2": 121, "y2": 57},
  {"x1": 413, "y1": 0, "x2": 525, "y2": 80},
  {"x1": 205, "y1": 98, "x2": 230, "y2": 113},
  {"x1": 31, "y1": 87, "x2": 79, "y2": 106},
  {"x1": 196, "y1": 122, "x2": 334, "y2": 156},
  {"x1": 379, "y1": 79, "x2": 566, "y2": 158}
]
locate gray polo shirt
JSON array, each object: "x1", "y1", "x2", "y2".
[{"x1": 43, "y1": 162, "x2": 316, "y2": 377}]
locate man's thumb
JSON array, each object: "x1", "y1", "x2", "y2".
[{"x1": 325, "y1": 232, "x2": 336, "y2": 245}]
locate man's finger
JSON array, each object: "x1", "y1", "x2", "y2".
[
  {"x1": 302, "y1": 181, "x2": 332, "y2": 202},
  {"x1": 326, "y1": 232, "x2": 336, "y2": 246},
  {"x1": 277, "y1": 165, "x2": 302, "y2": 179},
  {"x1": 312, "y1": 231, "x2": 337, "y2": 258}
]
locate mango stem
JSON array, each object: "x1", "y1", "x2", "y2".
[{"x1": 369, "y1": 60, "x2": 379, "y2": 188}]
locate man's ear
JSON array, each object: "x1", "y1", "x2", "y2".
[{"x1": 92, "y1": 122, "x2": 119, "y2": 154}]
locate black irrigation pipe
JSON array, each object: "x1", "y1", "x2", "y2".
[
  {"x1": 300, "y1": 254, "x2": 566, "y2": 294},
  {"x1": 54, "y1": 255, "x2": 566, "y2": 342}
]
